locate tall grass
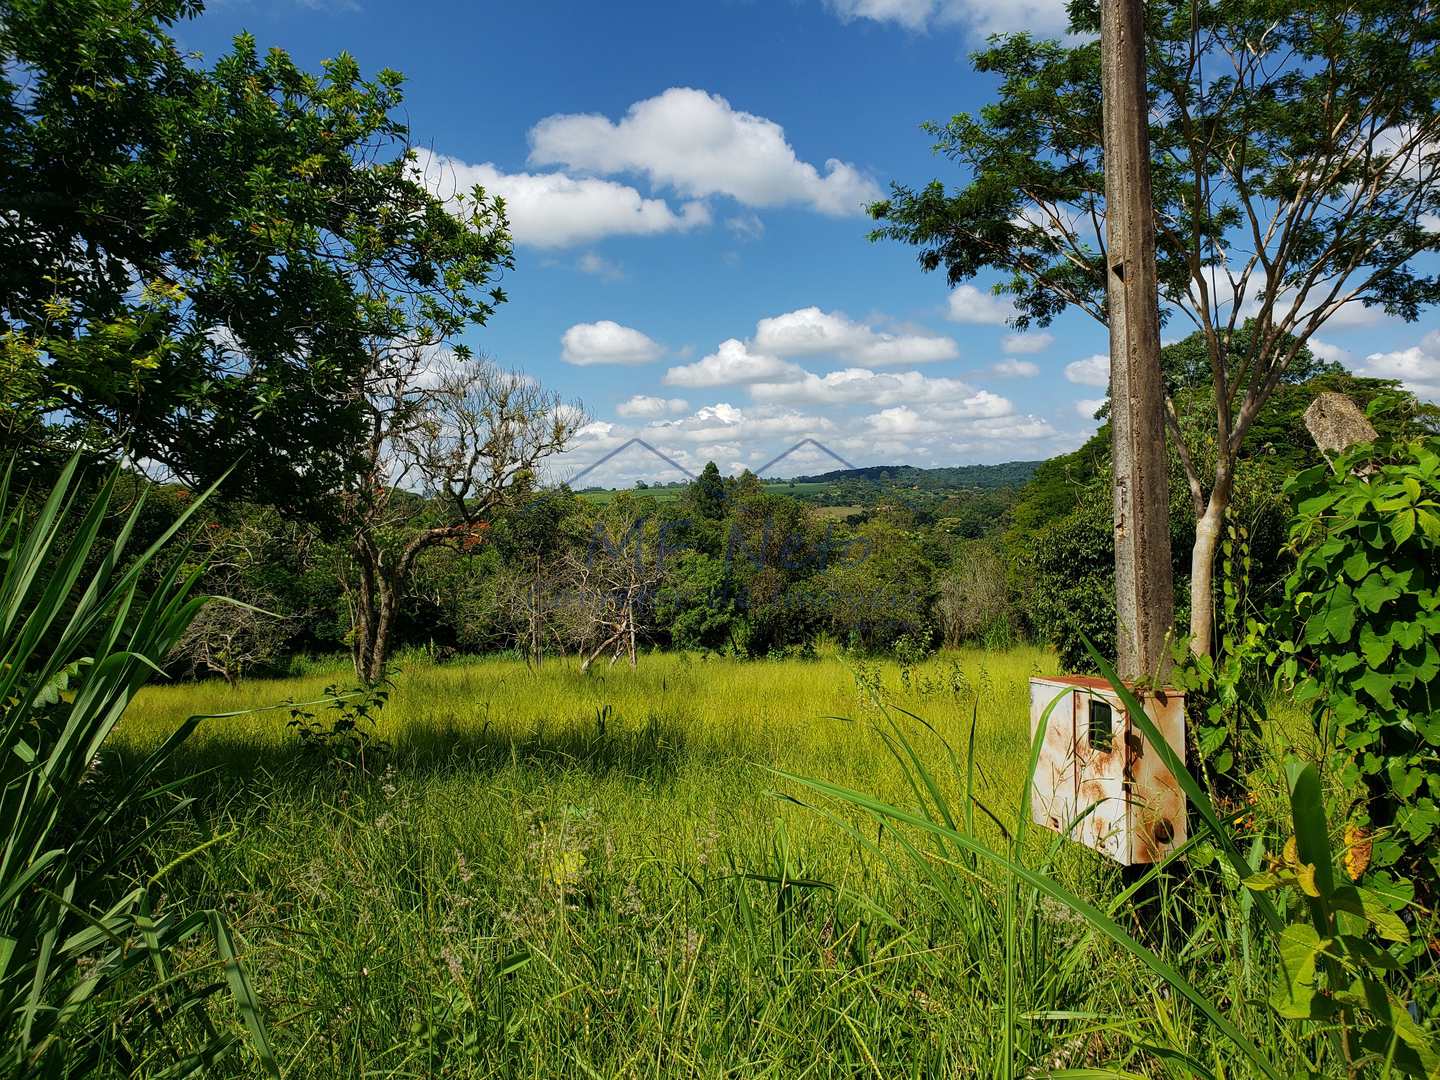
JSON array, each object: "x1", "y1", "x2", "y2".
[{"x1": 97, "y1": 645, "x2": 1361, "y2": 1076}]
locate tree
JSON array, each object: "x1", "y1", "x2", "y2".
[
  {"x1": 489, "y1": 489, "x2": 581, "y2": 664},
  {"x1": 688, "y1": 462, "x2": 728, "y2": 520},
  {"x1": 171, "y1": 510, "x2": 293, "y2": 684},
  {"x1": 937, "y1": 541, "x2": 1015, "y2": 647},
  {"x1": 871, "y1": 0, "x2": 1440, "y2": 656},
  {"x1": 341, "y1": 350, "x2": 579, "y2": 683},
  {"x1": 558, "y1": 497, "x2": 665, "y2": 672},
  {"x1": 1, "y1": 0, "x2": 511, "y2": 509}
]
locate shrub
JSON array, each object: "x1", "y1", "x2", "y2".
[
  {"x1": 936, "y1": 540, "x2": 1016, "y2": 647},
  {"x1": 1275, "y1": 431, "x2": 1440, "y2": 903},
  {"x1": 1012, "y1": 490, "x2": 1117, "y2": 672}
]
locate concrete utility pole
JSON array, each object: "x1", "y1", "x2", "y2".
[{"x1": 1100, "y1": 0, "x2": 1174, "y2": 681}]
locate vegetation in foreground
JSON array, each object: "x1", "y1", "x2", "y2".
[{"x1": 98, "y1": 647, "x2": 1345, "y2": 1078}]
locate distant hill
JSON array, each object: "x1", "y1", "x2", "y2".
[{"x1": 786, "y1": 461, "x2": 1042, "y2": 492}]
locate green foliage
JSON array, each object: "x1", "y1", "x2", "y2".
[
  {"x1": 813, "y1": 519, "x2": 938, "y2": 652},
  {"x1": 0, "y1": 455, "x2": 275, "y2": 1075},
  {"x1": 787, "y1": 461, "x2": 1040, "y2": 492},
  {"x1": 1171, "y1": 515, "x2": 1271, "y2": 790},
  {"x1": 1007, "y1": 429, "x2": 1108, "y2": 536},
  {"x1": 286, "y1": 678, "x2": 393, "y2": 771},
  {"x1": 870, "y1": 0, "x2": 1440, "y2": 333},
  {"x1": 1011, "y1": 483, "x2": 1117, "y2": 671},
  {"x1": 784, "y1": 640, "x2": 1440, "y2": 1077},
  {"x1": 687, "y1": 461, "x2": 728, "y2": 521},
  {"x1": 1, "y1": 0, "x2": 512, "y2": 509},
  {"x1": 1244, "y1": 761, "x2": 1437, "y2": 1076},
  {"x1": 1276, "y1": 432, "x2": 1440, "y2": 898}
]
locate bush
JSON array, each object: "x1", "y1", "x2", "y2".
[
  {"x1": 936, "y1": 540, "x2": 1015, "y2": 647},
  {"x1": 1012, "y1": 489, "x2": 1117, "y2": 672},
  {"x1": 1276, "y1": 431, "x2": 1440, "y2": 903}
]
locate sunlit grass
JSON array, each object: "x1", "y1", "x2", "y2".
[
  {"x1": 107, "y1": 647, "x2": 1306, "y2": 1077},
  {"x1": 122, "y1": 645, "x2": 1056, "y2": 816}
]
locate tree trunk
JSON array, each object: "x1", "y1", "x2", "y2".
[
  {"x1": 1100, "y1": 0, "x2": 1175, "y2": 682},
  {"x1": 1188, "y1": 476, "x2": 1234, "y2": 660},
  {"x1": 350, "y1": 548, "x2": 398, "y2": 685}
]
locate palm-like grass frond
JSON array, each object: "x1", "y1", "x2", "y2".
[{"x1": 0, "y1": 456, "x2": 277, "y2": 1078}]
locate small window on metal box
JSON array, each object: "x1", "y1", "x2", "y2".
[{"x1": 1088, "y1": 698, "x2": 1114, "y2": 752}]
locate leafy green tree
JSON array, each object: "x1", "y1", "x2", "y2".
[
  {"x1": 816, "y1": 520, "x2": 938, "y2": 652},
  {"x1": 688, "y1": 461, "x2": 728, "y2": 521},
  {"x1": 1, "y1": 0, "x2": 511, "y2": 509},
  {"x1": 872, "y1": 0, "x2": 1440, "y2": 656}
]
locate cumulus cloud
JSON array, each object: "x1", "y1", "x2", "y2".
[
  {"x1": 750, "y1": 367, "x2": 978, "y2": 406},
  {"x1": 991, "y1": 359, "x2": 1039, "y2": 377},
  {"x1": 528, "y1": 88, "x2": 881, "y2": 216},
  {"x1": 1065, "y1": 353, "x2": 1110, "y2": 387},
  {"x1": 864, "y1": 391, "x2": 1015, "y2": 435},
  {"x1": 753, "y1": 306, "x2": 958, "y2": 366},
  {"x1": 824, "y1": 0, "x2": 1071, "y2": 37},
  {"x1": 616, "y1": 394, "x2": 689, "y2": 417},
  {"x1": 561, "y1": 321, "x2": 665, "y2": 366},
  {"x1": 1355, "y1": 332, "x2": 1440, "y2": 400},
  {"x1": 1075, "y1": 398, "x2": 1106, "y2": 418},
  {"x1": 663, "y1": 339, "x2": 804, "y2": 388},
  {"x1": 414, "y1": 149, "x2": 708, "y2": 249},
  {"x1": 946, "y1": 284, "x2": 1015, "y2": 325},
  {"x1": 1308, "y1": 338, "x2": 1352, "y2": 365},
  {"x1": 1002, "y1": 332, "x2": 1054, "y2": 355},
  {"x1": 652, "y1": 402, "x2": 833, "y2": 443}
]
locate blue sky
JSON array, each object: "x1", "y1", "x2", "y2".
[{"x1": 184, "y1": 0, "x2": 1440, "y2": 484}]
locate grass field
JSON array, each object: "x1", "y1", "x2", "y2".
[{"x1": 111, "y1": 648, "x2": 1304, "y2": 1077}]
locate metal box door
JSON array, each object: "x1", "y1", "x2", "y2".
[
  {"x1": 1028, "y1": 680, "x2": 1077, "y2": 836},
  {"x1": 1073, "y1": 689, "x2": 1127, "y2": 862}
]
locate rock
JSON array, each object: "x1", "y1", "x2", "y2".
[{"x1": 1304, "y1": 392, "x2": 1377, "y2": 459}]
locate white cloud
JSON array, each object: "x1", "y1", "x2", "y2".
[
  {"x1": 751, "y1": 367, "x2": 978, "y2": 406},
  {"x1": 663, "y1": 339, "x2": 804, "y2": 388},
  {"x1": 1308, "y1": 338, "x2": 1352, "y2": 365},
  {"x1": 1355, "y1": 335, "x2": 1440, "y2": 400},
  {"x1": 991, "y1": 359, "x2": 1039, "y2": 377},
  {"x1": 946, "y1": 284, "x2": 1015, "y2": 325},
  {"x1": 1002, "y1": 332, "x2": 1054, "y2": 355},
  {"x1": 824, "y1": 0, "x2": 1071, "y2": 36},
  {"x1": 577, "y1": 252, "x2": 624, "y2": 281},
  {"x1": 866, "y1": 405, "x2": 938, "y2": 436},
  {"x1": 1065, "y1": 353, "x2": 1110, "y2": 387},
  {"x1": 1075, "y1": 398, "x2": 1107, "y2": 418},
  {"x1": 727, "y1": 212, "x2": 766, "y2": 241},
  {"x1": 652, "y1": 402, "x2": 833, "y2": 443},
  {"x1": 414, "y1": 149, "x2": 709, "y2": 249},
  {"x1": 616, "y1": 394, "x2": 689, "y2": 418},
  {"x1": 864, "y1": 392, "x2": 1016, "y2": 436},
  {"x1": 753, "y1": 306, "x2": 958, "y2": 366},
  {"x1": 528, "y1": 87, "x2": 881, "y2": 216},
  {"x1": 561, "y1": 321, "x2": 665, "y2": 366}
]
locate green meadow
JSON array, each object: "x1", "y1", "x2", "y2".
[{"x1": 109, "y1": 648, "x2": 1302, "y2": 1077}]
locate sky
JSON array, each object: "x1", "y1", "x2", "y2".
[{"x1": 182, "y1": 0, "x2": 1440, "y2": 486}]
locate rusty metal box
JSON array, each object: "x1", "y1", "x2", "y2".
[{"x1": 1027, "y1": 675, "x2": 1186, "y2": 865}]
